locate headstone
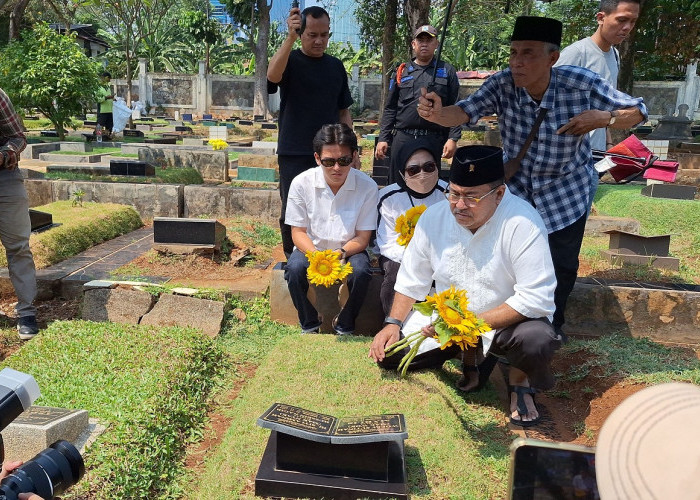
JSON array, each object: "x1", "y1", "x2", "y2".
[
  {"x1": 135, "y1": 124, "x2": 152, "y2": 132},
  {"x1": 0, "y1": 406, "x2": 89, "y2": 461},
  {"x1": 182, "y1": 113, "x2": 193, "y2": 122},
  {"x1": 40, "y1": 130, "x2": 58, "y2": 137},
  {"x1": 123, "y1": 129, "x2": 145, "y2": 138},
  {"x1": 83, "y1": 120, "x2": 97, "y2": 126},
  {"x1": 209, "y1": 126, "x2": 227, "y2": 140},
  {"x1": 254, "y1": 114, "x2": 265, "y2": 122},
  {"x1": 202, "y1": 114, "x2": 213, "y2": 120},
  {"x1": 647, "y1": 105, "x2": 693, "y2": 142},
  {"x1": 109, "y1": 160, "x2": 156, "y2": 176},
  {"x1": 175, "y1": 126, "x2": 193, "y2": 133},
  {"x1": 152, "y1": 217, "x2": 226, "y2": 251},
  {"x1": 29, "y1": 209, "x2": 53, "y2": 232},
  {"x1": 238, "y1": 120, "x2": 253, "y2": 126},
  {"x1": 139, "y1": 117, "x2": 154, "y2": 122},
  {"x1": 255, "y1": 403, "x2": 408, "y2": 499},
  {"x1": 601, "y1": 230, "x2": 679, "y2": 270},
  {"x1": 261, "y1": 123, "x2": 277, "y2": 130},
  {"x1": 641, "y1": 184, "x2": 697, "y2": 200},
  {"x1": 236, "y1": 167, "x2": 279, "y2": 182},
  {"x1": 145, "y1": 138, "x2": 177, "y2": 145}
]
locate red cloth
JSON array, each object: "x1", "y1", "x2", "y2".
[{"x1": 606, "y1": 135, "x2": 678, "y2": 183}]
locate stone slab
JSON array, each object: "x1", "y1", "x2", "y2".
[
  {"x1": 153, "y1": 217, "x2": 225, "y2": 247},
  {"x1": 138, "y1": 148, "x2": 229, "y2": 181},
  {"x1": 110, "y1": 160, "x2": 156, "y2": 176},
  {"x1": 641, "y1": 184, "x2": 697, "y2": 200},
  {"x1": 584, "y1": 216, "x2": 641, "y2": 236},
  {"x1": 677, "y1": 153, "x2": 700, "y2": 170},
  {"x1": 182, "y1": 138, "x2": 207, "y2": 146},
  {"x1": 20, "y1": 168, "x2": 46, "y2": 180},
  {"x1": 269, "y1": 263, "x2": 384, "y2": 335},
  {"x1": 139, "y1": 293, "x2": 225, "y2": 337},
  {"x1": 600, "y1": 249, "x2": 680, "y2": 270},
  {"x1": 47, "y1": 164, "x2": 111, "y2": 175},
  {"x1": 81, "y1": 286, "x2": 155, "y2": 324},
  {"x1": 237, "y1": 154, "x2": 278, "y2": 169},
  {"x1": 237, "y1": 166, "x2": 279, "y2": 182},
  {"x1": 59, "y1": 142, "x2": 92, "y2": 153},
  {"x1": 1, "y1": 406, "x2": 89, "y2": 462},
  {"x1": 39, "y1": 153, "x2": 103, "y2": 163},
  {"x1": 183, "y1": 185, "x2": 280, "y2": 219},
  {"x1": 251, "y1": 141, "x2": 277, "y2": 152},
  {"x1": 21, "y1": 143, "x2": 60, "y2": 160}
]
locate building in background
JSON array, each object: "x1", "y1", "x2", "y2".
[
  {"x1": 210, "y1": 0, "x2": 233, "y2": 25},
  {"x1": 269, "y1": 0, "x2": 361, "y2": 48}
]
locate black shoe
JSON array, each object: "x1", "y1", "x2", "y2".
[
  {"x1": 555, "y1": 326, "x2": 568, "y2": 344},
  {"x1": 17, "y1": 316, "x2": 39, "y2": 340}
]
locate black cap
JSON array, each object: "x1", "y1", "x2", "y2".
[
  {"x1": 449, "y1": 146, "x2": 504, "y2": 187},
  {"x1": 511, "y1": 16, "x2": 562, "y2": 46}
]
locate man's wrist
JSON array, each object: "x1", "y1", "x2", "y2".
[{"x1": 383, "y1": 316, "x2": 403, "y2": 329}]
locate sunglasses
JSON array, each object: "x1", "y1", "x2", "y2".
[
  {"x1": 404, "y1": 161, "x2": 437, "y2": 177},
  {"x1": 319, "y1": 156, "x2": 353, "y2": 168}
]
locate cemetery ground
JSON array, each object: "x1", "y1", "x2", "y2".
[{"x1": 0, "y1": 185, "x2": 699, "y2": 498}]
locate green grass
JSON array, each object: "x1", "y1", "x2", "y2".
[
  {"x1": 558, "y1": 333, "x2": 700, "y2": 385},
  {"x1": 45, "y1": 167, "x2": 204, "y2": 185},
  {"x1": 0, "y1": 201, "x2": 143, "y2": 268},
  {"x1": 228, "y1": 218, "x2": 281, "y2": 264},
  {"x1": 228, "y1": 152, "x2": 239, "y2": 161},
  {"x1": 22, "y1": 118, "x2": 83, "y2": 130},
  {"x1": 1, "y1": 320, "x2": 226, "y2": 499}
]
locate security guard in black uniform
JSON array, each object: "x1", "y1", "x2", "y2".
[{"x1": 375, "y1": 25, "x2": 462, "y2": 184}]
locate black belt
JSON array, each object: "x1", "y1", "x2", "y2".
[{"x1": 395, "y1": 128, "x2": 443, "y2": 136}]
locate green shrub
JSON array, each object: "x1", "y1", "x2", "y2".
[
  {"x1": 45, "y1": 167, "x2": 204, "y2": 185},
  {"x1": 1, "y1": 320, "x2": 227, "y2": 499},
  {"x1": 0, "y1": 202, "x2": 143, "y2": 268}
]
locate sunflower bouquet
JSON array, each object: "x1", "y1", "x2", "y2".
[
  {"x1": 385, "y1": 285, "x2": 491, "y2": 377},
  {"x1": 395, "y1": 204, "x2": 427, "y2": 246},
  {"x1": 305, "y1": 249, "x2": 353, "y2": 287},
  {"x1": 208, "y1": 138, "x2": 228, "y2": 150}
]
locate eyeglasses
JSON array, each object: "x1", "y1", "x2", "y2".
[
  {"x1": 404, "y1": 161, "x2": 437, "y2": 177},
  {"x1": 319, "y1": 156, "x2": 353, "y2": 168},
  {"x1": 445, "y1": 185, "x2": 501, "y2": 205}
]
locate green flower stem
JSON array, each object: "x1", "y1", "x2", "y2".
[
  {"x1": 398, "y1": 335, "x2": 428, "y2": 378},
  {"x1": 384, "y1": 331, "x2": 423, "y2": 357}
]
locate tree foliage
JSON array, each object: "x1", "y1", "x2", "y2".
[{"x1": 0, "y1": 22, "x2": 101, "y2": 139}]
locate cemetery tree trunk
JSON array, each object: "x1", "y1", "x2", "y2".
[
  {"x1": 8, "y1": 0, "x2": 30, "y2": 40},
  {"x1": 403, "y1": 0, "x2": 430, "y2": 56},
  {"x1": 380, "y1": 0, "x2": 399, "y2": 115},
  {"x1": 248, "y1": 0, "x2": 271, "y2": 118}
]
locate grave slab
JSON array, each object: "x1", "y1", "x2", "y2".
[
  {"x1": 236, "y1": 166, "x2": 278, "y2": 182},
  {"x1": 123, "y1": 129, "x2": 145, "y2": 138},
  {"x1": 182, "y1": 138, "x2": 206, "y2": 147},
  {"x1": 109, "y1": 160, "x2": 156, "y2": 176},
  {"x1": 47, "y1": 164, "x2": 111, "y2": 176},
  {"x1": 600, "y1": 249, "x2": 680, "y2": 270},
  {"x1": 251, "y1": 141, "x2": 277, "y2": 152},
  {"x1": 21, "y1": 143, "x2": 60, "y2": 160},
  {"x1": 29, "y1": 209, "x2": 53, "y2": 232},
  {"x1": 584, "y1": 216, "x2": 641, "y2": 236},
  {"x1": 137, "y1": 148, "x2": 229, "y2": 181},
  {"x1": 39, "y1": 153, "x2": 103, "y2": 163},
  {"x1": 139, "y1": 293, "x2": 225, "y2": 338},
  {"x1": 237, "y1": 154, "x2": 278, "y2": 169},
  {"x1": 59, "y1": 142, "x2": 92, "y2": 153},
  {"x1": 1, "y1": 406, "x2": 89, "y2": 462},
  {"x1": 81, "y1": 286, "x2": 155, "y2": 324},
  {"x1": 641, "y1": 184, "x2": 697, "y2": 200},
  {"x1": 153, "y1": 217, "x2": 226, "y2": 246}
]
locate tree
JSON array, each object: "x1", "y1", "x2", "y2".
[
  {"x1": 0, "y1": 23, "x2": 102, "y2": 139},
  {"x1": 179, "y1": 9, "x2": 221, "y2": 73},
  {"x1": 82, "y1": 0, "x2": 174, "y2": 106},
  {"x1": 222, "y1": 0, "x2": 272, "y2": 117}
]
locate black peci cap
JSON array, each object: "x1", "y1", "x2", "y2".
[
  {"x1": 449, "y1": 146, "x2": 504, "y2": 187},
  {"x1": 511, "y1": 16, "x2": 562, "y2": 46}
]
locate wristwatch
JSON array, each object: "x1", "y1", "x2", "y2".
[
  {"x1": 339, "y1": 247, "x2": 347, "y2": 260},
  {"x1": 383, "y1": 316, "x2": 403, "y2": 328},
  {"x1": 607, "y1": 110, "x2": 619, "y2": 127}
]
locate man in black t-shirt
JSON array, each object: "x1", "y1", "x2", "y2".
[{"x1": 268, "y1": 5, "x2": 354, "y2": 257}]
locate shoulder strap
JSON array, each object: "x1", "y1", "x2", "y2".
[{"x1": 514, "y1": 108, "x2": 548, "y2": 162}]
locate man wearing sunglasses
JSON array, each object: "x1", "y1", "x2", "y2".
[
  {"x1": 375, "y1": 138, "x2": 447, "y2": 317},
  {"x1": 284, "y1": 124, "x2": 378, "y2": 335},
  {"x1": 370, "y1": 145, "x2": 560, "y2": 427},
  {"x1": 268, "y1": 5, "x2": 354, "y2": 258},
  {"x1": 375, "y1": 25, "x2": 461, "y2": 184}
]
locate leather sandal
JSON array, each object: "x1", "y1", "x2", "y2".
[{"x1": 509, "y1": 385, "x2": 541, "y2": 427}]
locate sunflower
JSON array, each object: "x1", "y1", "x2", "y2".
[
  {"x1": 305, "y1": 249, "x2": 353, "y2": 287},
  {"x1": 395, "y1": 204, "x2": 427, "y2": 246},
  {"x1": 208, "y1": 139, "x2": 228, "y2": 150}
]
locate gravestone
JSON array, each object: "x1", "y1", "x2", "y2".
[
  {"x1": 109, "y1": 160, "x2": 156, "y2": 176},
  {"x1": 83, "y1": 120, "x2": 97, "y2": 126},
  {"x1": 254, "y1": 114, "x2": 265, "y2": 122},
  {"x1": 641, "y1": 184, "x2": 697, "y2": 200},
  {"x1": 255, "y1": 403, "x2": 408, "y2": 499},
  {"x1": 123, "y1": 129, "x2": 145, "y2": 138},
  {"x1": 261, "y1": 123, "x2": 277, "y2": 130},
  {"x1": 29, "y1": 209, "x2": 53, "y2": 232},
  {"x1": 203, "y1": 114, "x2": 213, "y2": 120},
  {"x1": 600, "y1": 230, "x2": 679, "y2": 270},
  {"x1": 1, "y1": 406, "x2": 89, "y2": 461},
  {"x1": 238, "y1": 120, "x2": 253, "y2": 126},
  {"x1": 182, "y1": 113, "x2": 193, "y2": 122},
  {"x1": 152, "y1": 217, "x2": 226, "y2": 253},
  {"x1": 209, "y1": 126, "x2": 227, "y2": 140},
  {"x1": 145, "y1": 137, "x2": 177, "y2": 145},
  {"x1": 40, "y1": 130, "x2": 58, "y2": 137},
  {"x1": 647, "y1": 104, "x2": 693, "y2": 142},
  {"x1": 175, "y1": 126, "x2": 193, "y2": 133}
]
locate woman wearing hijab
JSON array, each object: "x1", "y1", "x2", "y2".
[{"x1": 376, "y1": 138, "x2": 447, "y2": 316}]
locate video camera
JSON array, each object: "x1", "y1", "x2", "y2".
[{"x1": 0, "y1": 368, "x2": 84, "y2": 500}]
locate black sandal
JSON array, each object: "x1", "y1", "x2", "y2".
[
  {"x1": 509, "y1": 385, "x2": 541, "y2": 427},
  {"x1": 457, "y1": 356, "x2": 497, "y2": 393}
]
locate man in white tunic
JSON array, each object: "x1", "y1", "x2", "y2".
[
  {"x1": 369, "y1": 145, "x2": 561, "y2": 426},
  {"x1": 285, "y1": 123, "x2": 378, "y2": 335}
]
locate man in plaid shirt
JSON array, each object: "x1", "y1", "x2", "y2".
[
  {"x1": 0, "y1": 87, "x2": 38, "y2": 340},
  {"x1": 417, "y1": 16, "x2": 647, "y2": 341}
]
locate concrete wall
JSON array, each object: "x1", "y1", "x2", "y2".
[{"x1": 183, "y1": 185, "x2": 280, "y2": 218}]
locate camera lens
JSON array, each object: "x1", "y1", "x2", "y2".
[{"x1": 0, "y1": 440, "x2": 84, "y2": 500}]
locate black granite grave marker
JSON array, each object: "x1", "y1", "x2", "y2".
[
  {"x1": 123, "y1": 129, "x2": 144, "y2": 138},
  {"x1": 145, "y1": 138, "x2": 177, "y2": 144},
  {"x1": 40, "y1": 130, "x2": 58, "y2": 137},
  {"x1": 153, "y1": 217, "x2": 226, "y2": 247},
  {"x1": 254, "y1": 114, "x2": 265, "y2": 122},
  {"x1": 29, "y1": 209, "x2": 53, "y2": 232},
  {"x1": 605, "y1": 230, "x2": 671, "y2": 256},
  {"x1": 175, "y1": 126, "x2": 193, "y2": 133},
  {"x1": 238, "y1": 120, "x2": 253, "y2": 126},
  {"x1": 641, "y1": 184, "x2": 697, "y2": 201},
  {"x1": 109, "y1": 160, "x2": 156, "y2": 176},
  {"x1": 182, "y1": 113, "x2": 193, "y2": 122},
  {"x1": 202, "y1": 114, "x2": 213, "y2": 120},
  {"x1": 83, "y1": 120, "x2": 97, "y2": 126},
  {"x1": 261, "y1": 123, "x2": 277, "y2": 130},
  {"x1": 255, "y1": 403, "x2": 408, "y2": 499},
  {"x1": 139, "y1": 117, "x2": 154, "y2": 122}
]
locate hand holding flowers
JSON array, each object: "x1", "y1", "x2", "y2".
[
  {"x1": 395, "y1": 205, "x2": 427, "y2": 246},
  {"x1": 384, "y1": 286, "x2": 491, "y2": 377},
  {"x1": 305, "y1": 249, "x2": 353, "y2": 287}
]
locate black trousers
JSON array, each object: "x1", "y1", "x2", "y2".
[
  {"x1": 379, "y1": 256, "x2": 401, "y2": 317},
  {"x1": 548, "y1": 212, "x2": 588, "y2": 332},
  {"x1": 278, "y1": 154, "x2": 316, "y2": 257}
]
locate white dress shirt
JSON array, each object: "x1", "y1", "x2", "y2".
[{"x1": 285, "y1": 166, "x2": 379, "y2": 250}]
